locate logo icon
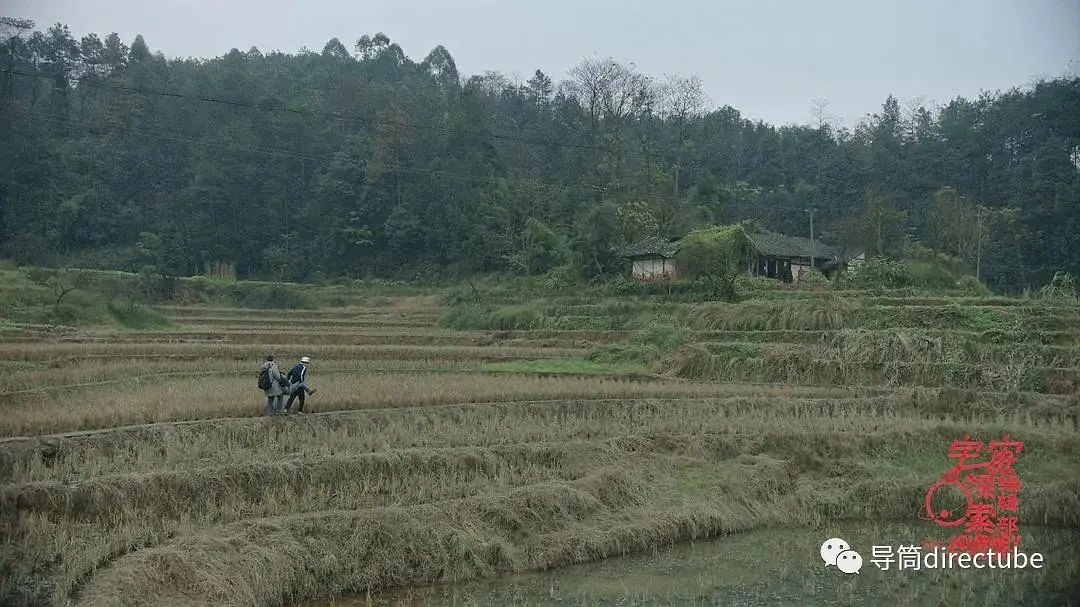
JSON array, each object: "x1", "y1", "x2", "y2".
[
  {"x1": 836, "y1": 549, "x2": 863, "y2": 574},
  {"x1": 920, "y1": 433, "x2": 1024, "y2": 555},
  {"x1": 821, "y1": 537, "x2": 862, "y2": 574}
]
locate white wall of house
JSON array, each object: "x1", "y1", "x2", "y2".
[
  {"x1": 791, "y1": 263, "x2": 812, "y2": 282},
  {"x1": 631, "y1": 257, "x2": 677, "y2": 280}
]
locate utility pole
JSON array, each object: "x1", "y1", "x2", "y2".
[
  {"x1": 975, "y1": 206, "x2": 984, "y2": 280},
  {"x1": 807, "y1": 208, "x2": 816, "y2": 270}
]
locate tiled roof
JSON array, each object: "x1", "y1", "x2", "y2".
[
  {"x1": 618, "y1": 236, "x2": 679, "y2": 258},
  {"x1": 618, "y1": 229, "x2": 842, "y2": 261},
  {"x1": 745, "y1": 230, "x2": 838, "y2": 260}
]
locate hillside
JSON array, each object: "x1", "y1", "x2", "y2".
[{"x1": 1, "y1": 19, "x2": 1079, "y2": 294}]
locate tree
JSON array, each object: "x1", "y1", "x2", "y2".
[
  {"x1": 837, "y1": 189, "x2": 907, "y2": 260},
  {"x1": 26, "y1": 267, "x2": 89, "y2": 311},
  {"x1": 0, "y1": 17, "x2": 34, "y2": 100},
  {"x1": 659, "y1": 73, "x2": 708, "y2": 196},
  {"x1": 421, "y1": 45, "x2": 458, "y2": 89},
  {"x1": 524, "y1": 69, "x2": 553, "y2": 107},
  {"x1": 674, "y1": 224, "x2": 754, "y2": 302},
  {"x1": 128, "y1": 34, "x2": 150, "y2": 62},
  {"x1": 0, "y1": 19, "x2": 1076, "y2": 293},
  {"x1": 926, "y1": 186, "x2": 985, "y2": 264},
  {"x1": 321, "y1": 37, "x2": 349, "y2": 60},
  {"x1": 614, "y1": 200, "x2": 660, "y2": 243},
  {"x1": 565, "y1": 57, "x2": 655, "y2": 182},
  {"x1": 506, "y1": 217, "x2": 567, "y2": 277},
  {"x1": 810, "y1": 98, "x2": 833, "y2": 131}
]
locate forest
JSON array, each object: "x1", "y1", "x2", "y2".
[{"x1": 1, "y1": 18, "x2": 1078, "y2": 294}]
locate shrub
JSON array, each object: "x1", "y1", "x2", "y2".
[
  {"x1": 845, "y1": 258, "x2": 972, "y2": 291},
  {"x1": 847, "y1": 259, "x2": 913, "y2": 289},
  {"x1": 956, "y1": 275, "x2": 992, "y2": 296},
  {"x1": 440, "y1": 303, "x2": 545, "y2": 330},
  {"x1": 542, "y1": 265, "x2": 575, "y2": 290},
  {"x1": 796, "y1": 271, "x2": 830, "y2": 290},
  {"x1": 106, "y1": 300, "x2": 170, "y2": 328},
  {"x1": 588, "y1": 318, "x2": 690, "y2": 367},
  {"x1": 216, "y1": 283, "x2": 314, "y2": 309},
  {"x1": 1039, "y1": 271, "x2": 1078, "y2": 302}
]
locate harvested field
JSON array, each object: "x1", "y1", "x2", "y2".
[{"x1": 2, "y1": 287, "x2": 1079, "y2": 606}]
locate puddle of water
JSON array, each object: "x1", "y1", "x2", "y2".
[{"x1": 304, "y1": 522, "x2": 1080, "y2": 606}]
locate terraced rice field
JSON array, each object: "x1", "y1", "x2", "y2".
[{"x1": 1, "y1": 289, "x2": 1079, "y2": 606}]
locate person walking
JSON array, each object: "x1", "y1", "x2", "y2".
[
  {"x1": 284, "y1": 355, "x2": 317, "y2": 413},
  {"x1": 259, "y1": 354, "x2": 286, "y2": 415}
]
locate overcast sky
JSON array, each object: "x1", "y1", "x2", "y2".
[{"x1": 5, "y1": 0, "x2": 1079, "y2": 127}]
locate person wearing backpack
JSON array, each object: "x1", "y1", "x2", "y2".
[
  {"x1": 258, "y1": 354, "x2": 287, "y2": 415},
  {"x1": 284, "y1": 356, "x2": 317, "y2": 413}
]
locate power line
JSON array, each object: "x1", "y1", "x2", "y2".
[
  {"x1": 4, "y1": 104, "x2": 827, "y2": 216},
  {"x1": 2, "y1": 67, "x2": 667, "y2": 160},
  {"x1": 1, "y1": 69, "x2": 859, "y2": 222}
]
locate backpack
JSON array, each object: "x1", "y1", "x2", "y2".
[{"x1": 257, "y1": 366, "x2": 272, "y2": 390}]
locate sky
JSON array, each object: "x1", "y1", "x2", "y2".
[{"x1": 5, "y1": 0, "x2": 1079, "y2": 128}]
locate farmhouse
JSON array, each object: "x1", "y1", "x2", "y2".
[
  {"x1": 620, "y1": 236, "x2": 680, "y2": 281},
  {"x1": 744, "y1": 229, "x2": 846, "y2": 283},
  {"x1": 619, "y1": 229, "x2": 861, "y2": 283}
]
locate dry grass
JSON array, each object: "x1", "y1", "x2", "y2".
[
  {"x1": 0, "y1": 346, "x2": 597, "y2": 400},
  {"x1": 2, "y1": 331, "x2": 496, "y2": 348},
  {"x1": 27, "y1": 328, "x2": 632, "y2": 347},
  {"x1": 662, "y1": 343, "x2": 1079, "y2": 394},
  {"x1": 693, "y1": 328, "x2": 1080, "y2": 346},
  {"x1": 2, "y1": 393, "x2": 1076, "y2": 484},
  {"x1": 154, "y1": 296, "x2": 443, "y2": 316},
  {"x1": 0, "y1": 359, "x2": 489, "y2": 400},
  {"x1": 688, "y1": 299, "x2": 855, "y2": 331},
  {"x1": 1, "y1": 292, "x2": 1079, "y2": 606},
  {"x1": 17, "y1": 429, "x2": 1079, "y2": 607},
  {"x1": 0, "y1": 342, "x2": 590, "y2": 364},
  {"x1": 0, "y1": 374, "x2": 874, "y2": 437}
]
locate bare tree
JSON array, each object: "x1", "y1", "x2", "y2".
[
  {"x1": 565, "y1": 57, "x2": 618, "y2": 138},
  {"x1": 901, "y1": 96, "x2": 928, "y2": 140},
  {"x1": 659, "y1": 73, "x2": 708, "y2": 195},
  {"x1": 659, "y1": 73, "x2": 708, "y2": 122},
  {"x1": 27, "y1": 268, "x2": 90, "y2": 311},
  {"x1": 564, "y1": 57, "x2": 656, "y2": 182},
  {"x1": 810, "y1": 98, "x2": 833, "y2": 130},
  {"x1": 0, "y1": 16, "x2": 34, "y2": 38},
  {"x1": 565, "y1": 57, "x2": 654, "y2": 134}
]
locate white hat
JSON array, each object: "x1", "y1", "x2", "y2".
[{"x1": 300, "y1": 356, "x2": 311, "y2": 364}]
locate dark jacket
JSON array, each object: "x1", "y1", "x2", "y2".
[{"x1": 288, "y1": 362, "x2": 307, "y2": 384}]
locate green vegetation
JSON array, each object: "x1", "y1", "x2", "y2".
[
  {"x1": 479, "y1": 359, "x2": 648, "y2": 375},
  {"x1": 0, "y1": 267, "x2": 169, "y2": 329},
  {"x1": 1, "y1": 21, "x2": 1078, "y2": 295},
  {"x1": 1, "y1": 14, "x2": 1079, "y2": 606},
  {"x1": 672, "y1": 224, "x2": 755, "y2": 302}
]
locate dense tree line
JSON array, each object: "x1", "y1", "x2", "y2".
[{"x1": 1, "y1": 18, "x2": 1078, "y2": 293}]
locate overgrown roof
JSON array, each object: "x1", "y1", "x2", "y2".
[
  {"x1": 619, "y1": 229, "x2": 842, "y2": 261},
  {"x1": 618, "y1": 236, "x2": 679, "y2": 259},
  {"x1": 745, "y1": 229, "x2": 839, "y2": 260}
]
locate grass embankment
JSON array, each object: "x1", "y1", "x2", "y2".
[
  {"x1": 0, "y1": 264, "x2": 437, "y2": 333},
  {"x1": 517, "y1": 297, "x2": 1080, "y2": 394},
  {"x1": 4, "y1": 399, "x2": 1078, "y2": 605},
  {"x1": 0, "y1": 273, "x2": 1078, "y2": 606}
]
